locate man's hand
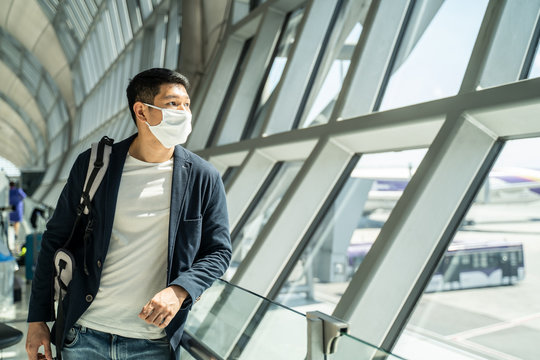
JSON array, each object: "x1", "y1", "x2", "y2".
[
  {"x1": 139, "y1": 285, "x2": 188, "y2": 328},
  {"x1": 26, "y1": 322, "x2": 53, "y2": 360}
]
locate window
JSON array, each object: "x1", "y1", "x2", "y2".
[
  {"x1": 378, "y1": 0, "x2": 488, "y2": 111},
  {"x1": 243, "y1": 7, "x2": 305, "y2": 139},
  {"x1": 394, "y1": 138, "x2": 540, "y2": 360},
  {"x1": 528, "y1": 39, "x2": 540, "y2": 78},
  {"x1": 300, "y1": 22, "x2": 364, "y2": 128},
  {"x1": 222, "y1": 167, "x2": 240, "y2": 188},
  {"x1": 276, "y1": 149, "x2": 427, "y2": 314},
  {"x1": 225, "y1": 161, "x2": 304, "y2": 279}
]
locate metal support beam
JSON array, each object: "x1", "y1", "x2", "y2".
[
  {"x1": 333, "y1": 0, "x2": 411, "y2": 119},
  {"x1": 214, "y1": 8, "x2": 286, "y2": 146},
  {"x1": 188, "y1": 35, "x2": 246, "y2": 150},
  {"x1": 260, "y1": 0, "x2": 340, "y2": 136},
  {"x1": 332, "y1": 114, "x2": 500, "y2": 348},
  {"x1": 477, "y1": 0, "x2": 540, "y2": 87},
  {"x1": 226, "y1": 150, "x2": 277, "y2": 230},
  {"x1": 231, "y1": 137, "x2": 353, "y2": 295}
]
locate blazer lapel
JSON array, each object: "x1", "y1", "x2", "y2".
[{"x1": 168, "y1": 145, "x2": 192, "y2": 281}]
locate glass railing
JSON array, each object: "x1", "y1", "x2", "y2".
[
  {"x1": 329, "y1": 333, "x2": 406, "y2": 360},
  {"x1": 182, "y1": 279, "x2": 405, "y2": 360},
  {"x1": 183, "y1": 279, "x2": 307, "y2": 359}
]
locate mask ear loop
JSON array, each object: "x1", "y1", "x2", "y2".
[{"x1": 143, "y1": 103, "x2": 165, "y2": 126}]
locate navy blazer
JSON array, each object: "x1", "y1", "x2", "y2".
[{"x1": 28, "y1": 134, "x2": 232, "y2": 357}]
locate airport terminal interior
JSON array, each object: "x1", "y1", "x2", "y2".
[{"x1": 0, "y1": 0, "x2": 540, "y2": 359}]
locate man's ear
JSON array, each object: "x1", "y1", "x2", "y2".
[{"x1": 133, "y1": 102, "x2": 147, "y2": 124}]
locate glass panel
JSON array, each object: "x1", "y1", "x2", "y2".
[
  {"x1": 152, "y1": 13, "x2": 168, "y2": 67},
  {"x1": 276, "y1": 149, "x2": 427, "y2": 314},
  {"x1": 76, "y1": 0, "x2": 93, "y2": 25},
  {"x1": 116, "y1": 0, "x2": 133, "y2": 44},
  {"x1": 139, "y1": 0, "x2": 153, "y2": 20},
  {"x1": 222, "y1": 166, "x2": 240, "y2": 188},
  {"x1": 475, "y1": 1, "x2": 540, "y2": 88},
  {"x1": 378, "y1": 0, "x2": 488, "y2": 111},
  {"x1": 127, "y1": 2, "x2": 143, "y2": 33},
  {"x1": 244, "y1": 7, "x2": 305, "y2": 139},
  {"x1": 184, "y1": 279, "x2": 306, "y2": 359},
  {"x1": 237, "y1": 294, "x2": 307, "y2": 359},
  {"x1": 300, "y1": 22, "x2": 364, "y2": 128},
  {"x1": 528, "y1": 39, "x2": 540, "y2": 78},
  {"x1": 64, "y1": 2, "x2": 85, "y2": 41},
  {"x1": 394, "y1": 138, "x2": 540, "y2": 360},
  {"x1": 329, "y1": 333, "x2": 405, "y2": 360},
  {"x1": 207, "y1": 37, "x2": 253, "y2": 147},
  {"x1": 164, "y1": 0, "x2": 180, "y2": 69},
  {"x1": 21, "y1": 58, "x2": 41, "y2": 95},
  {"x1": 0, "y1": 157, "x2": 21, "y2": 177},
  {"x1": 225, "y1": 161, "x2": 303, "y2": 278},
  {"x1": 108, "y1": 0, "x2": 125, "y2": 53},
  {"x1": 1, "y1": 33, "x2": 22, "y2": 71},
  {"x1": 38, "y1": 80, "x2": 56, "y2": 115}
]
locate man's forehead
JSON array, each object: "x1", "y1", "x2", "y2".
[{"x1": 157, "y1": 83, "x2": 189, "y2": 98}]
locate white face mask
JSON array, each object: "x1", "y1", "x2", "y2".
[{"x1": 143, "y1": 103, "x2": 192, "y2": 148}]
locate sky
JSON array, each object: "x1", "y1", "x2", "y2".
[
  {"x1": 307, "y1": 0, "x2": 540, "y2": 170},
  {"x1": 2, "y1": 0, "x2": 540, "y2": 177}
]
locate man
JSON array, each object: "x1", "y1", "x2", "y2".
[
  {"x1": 26, "y1": 68, "x2": 231, "y2": 359},
  {"x1": 9, "y1": 181, "x2": 26, "y2": 239}
]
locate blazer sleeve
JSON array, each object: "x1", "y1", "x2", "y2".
[
  {"x1": 169, "y1": 173, "x2": 232, "y2": 309},
  {"x1": 27, "y1": 151, "x2": 89, "y2": 322}
]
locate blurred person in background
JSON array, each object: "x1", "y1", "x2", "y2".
[{"x1": 9, "y1": 180, "x2": 26, "y2": 240}]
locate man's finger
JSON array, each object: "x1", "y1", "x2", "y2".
[
  {"x1": 43, "y1": 340, "x2": 53, "y2": 360},
  {"x1": 139, "y1": 303, "x2": 154, "y2": 319},
  {"x1": 151, "y1": 313, "x2": 163, "y2": 325},
  {"x1": 26, "y1": 341, "x2": 38, "y2": 359},
  {"x1": 158, "y1": 315, "x2": 172, "y2": 329},
  {"x1": 148, "y1": 310, "x2": 162, "y2": 324}
]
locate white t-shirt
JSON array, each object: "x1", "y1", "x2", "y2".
[{"x1": 77, "y1": 153, "x2": 173, "y2": 339}]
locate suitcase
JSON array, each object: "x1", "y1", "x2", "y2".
[{"x1": 25, "y1": 233, "x2": 43, "y2": 281}]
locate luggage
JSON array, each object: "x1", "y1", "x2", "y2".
[{"x1": 25, "y1": 232, "x2": 43, "y2": 281}]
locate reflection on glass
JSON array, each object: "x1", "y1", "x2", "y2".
[
  {"x1": 276, "y1": 149, "x2": 427, "y2": 314},
  {"x1": 225, "y1": 161, "x2": 304, "y2": 278},
  {"x1": 183, "y1": 279, "x2": 306, "y2": 359},
  {"x1": 528, "y1": 40, "x2": 540, "y2": 78},
  {"x1": 378, "y1": 0, "x2": 488, "y2": 111},
  {"x1": 394, "y1": 138, "x2": 540, "y2": 360},
  {"x1": 244, "y1": 8, "x2": 305, "y2": 139},
  {"x1": 300, "y1": 23, "x2": 363, "y2": 128}
]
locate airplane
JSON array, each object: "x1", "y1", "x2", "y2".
[{"x1": 345, "y1": 166, "x2": 539, "y2": 291}]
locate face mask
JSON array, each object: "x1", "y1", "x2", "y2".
[{"x1": 143, "y1": 103, "x2": 192, "y2": 148}]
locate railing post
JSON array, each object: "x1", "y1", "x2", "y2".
[{"x1": 306, "y1": 311, "x2": 349, "y2": 360}]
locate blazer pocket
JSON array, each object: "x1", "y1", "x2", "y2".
[{"x1": 184, "y1": 215, "x2": 202, "y2": 222}]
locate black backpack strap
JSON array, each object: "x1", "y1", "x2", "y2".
[
  {"x1": 63, "y1": 136, "x2": 113, "y2": 248},
  {"x1": 78, "y1": 136, "x2": 114, "y2": 216},
  {"x1": 54, "y1": 136, "x2": 113, "y2": 359}
]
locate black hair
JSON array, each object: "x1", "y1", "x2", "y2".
[
  {"x1": 126, "y1": 68, "x2": 190, "y2": 125},
  {"x1": 9, "y1": 181, "x2": 15, "y2": 187}
]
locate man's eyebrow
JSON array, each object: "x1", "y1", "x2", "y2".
[{"x1": 162, "y1": 94, "x2": 190, "y2": 100}]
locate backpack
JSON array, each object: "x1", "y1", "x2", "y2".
[{"x1": 52, "y1": 135, "x2": 113, "y2": 359}]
